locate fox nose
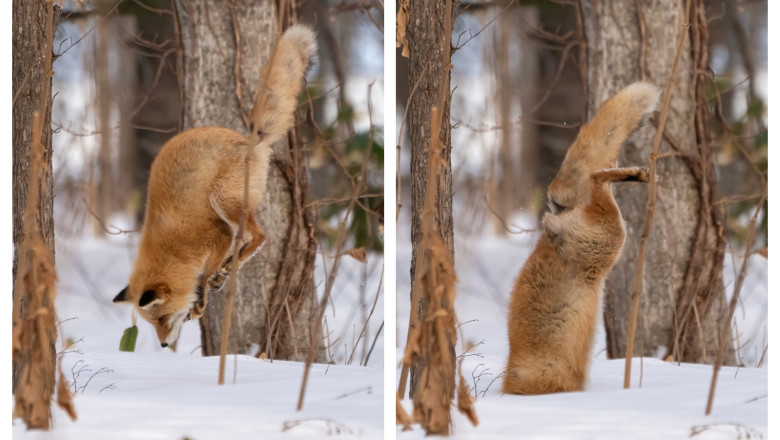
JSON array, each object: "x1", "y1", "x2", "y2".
[{"x1": 161, "y1": 342, "x2": 168, "y2": 348}]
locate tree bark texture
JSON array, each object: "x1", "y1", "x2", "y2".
[
  {"x1": 407, "y1": 0, "x2": 456, "y2": 398},
  {"x1": 12, "y1": 0, "x2": 58, "y2": 393},
  {"x1": 176, "y1": 0, "x2": 322, "y2": 362},
  {"x1": 582, "y1": 0, "x2": 730, "y2": 364}
]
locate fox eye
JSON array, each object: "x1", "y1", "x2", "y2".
[
  {"x1": 550, "y1": 199, "x2": 567, "y2": 214},
  {"x1": 157, "y1": 316, "x2": 166, "y2": 325}
]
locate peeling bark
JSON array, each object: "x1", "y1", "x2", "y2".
[
  {"x1": 407, "y1": 0, "x2": 457, "y2": 399},
  {"x1": 12, "y1": 0, "x2": 58, "y2": 394}
]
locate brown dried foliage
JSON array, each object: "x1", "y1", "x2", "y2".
[
  {"x1": 400, "y1": 102, "x2": 469, "y2": 434},
  {"x1": 404, "y1": 237, "x2": 457, "y2": 435},
  {"x1": 456, "y1": 362, "x2": 479, "y2": 427},
  {"x1": 396, "y1": 0, "x2": 410, "y2": 57},
  {"x1": 12, "y1": 112, "x2": 63, "y2": 429},
  {"x1": 56, "y1": 364, "x2": 78, "y2": 422},
  {"x1": 396, "y1": 394, "x2": 413, "y2": 431}
]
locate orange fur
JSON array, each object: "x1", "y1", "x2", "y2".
[
  {"x1": 503, "y1": 82, "x2": 660, "y2": 394},
  {"x1": 113, "y1": 25, "x2": 317, "y2": 347}
]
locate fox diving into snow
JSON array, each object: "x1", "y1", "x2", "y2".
[
  {"x1": 503, "y1": 82, "x2": 661, "y2": 395},
  {"x1": 112, "y1": 25, "x2": 317, "y2": 348}
]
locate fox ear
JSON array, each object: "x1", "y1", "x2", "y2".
[
  {"x1": 113, "y1": 286, "x2": 129, "y2": 303},
  {"x1": 138, "y1": 289, "x2": 165, "y2": 309}
]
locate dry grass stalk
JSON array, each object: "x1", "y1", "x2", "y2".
[
  {"x1": 297, "y1": 83, "x2": 378, "y2": 410},
  {"x1": 12, "y1": 111, "x2": 60, "y2": 430},
  {"x1": 218, "y1": 141, "x2": 253, "y2": 385},
  {"x1": 704, "y1": 191, "x2": 765, "y2": 415},
  {"x1": 704, "y1": 95, "x2": 769, "y2": 412},
  {"x1": 624, "y1": 0, "x2": 691, "y2": 389},
  {"x1": 348, "y1": 265, "x2": 383, "y2": 365}
]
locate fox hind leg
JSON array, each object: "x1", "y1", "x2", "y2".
[{"x1": 208, "y1": 191, "x2": 267, "y2": 290}]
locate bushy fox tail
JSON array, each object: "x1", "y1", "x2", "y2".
[
  {"x1": 573, "y1": 82, "x2": 660, "y2": 168},
  {"x1": 250, "y1": 24, "x2": 317, "y2": 146},
  {"x1": 548, "y1": 82, "x2": 660, "y2": 209}
]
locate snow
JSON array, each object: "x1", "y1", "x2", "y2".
[
  {"x1": 12, "y1": 212, "x2": 384, "y2": 439},
  {"x1": 395, "y1": 212, "x2": 768, "y2": 439},
  {"x1": 15, "y1": 351, "x2": 382, "y2": 440},
  {"x1": 402, "y1": 357, "x2": 766, "y2": 439}
]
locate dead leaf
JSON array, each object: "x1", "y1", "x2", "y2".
[
  {"x1": 396, "y1": 395, "x2": 413, "y2": 430},
  {"x1": 56, "y1": 364, "x2": 77, "y2": 421},
  {"x1": 396, "y1": 0, "x2": 410, "y2": 58},
  {"x1": 457, "y1": 362, "x2": 479, "y2": 426},
  {"x1": 345, "y1": 247, "x2": 367, "y2": 263}
]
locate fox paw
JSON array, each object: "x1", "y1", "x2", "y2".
[
  {"x1": 190, "y1": 295, "x2": 207, "y2": 320},
  {"x1": 632, "y1": 167, "x2": 650, "y2": 182},
  {"x1": 207, "y1": 266, "x2": 230, "y2": 292}
]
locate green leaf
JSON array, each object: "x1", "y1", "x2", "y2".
[{"x1": 119, "y1": 325, "x2": 139, "y2": 352}]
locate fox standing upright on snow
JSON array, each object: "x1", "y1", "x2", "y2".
[
  {"x1": 113, "y1": 25, "x2": 317, "y2": 348},
  {"x1": 503, "y1": 82, "x2": 661, "y2": 394}
]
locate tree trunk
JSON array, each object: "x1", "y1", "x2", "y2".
[
  {"x1": 407, "y1": 0, "x2": 456, "y2": 399},
  {"x1": 515, "y1": 5, "x2": 540, "y2": 212},
  {"x1": 582, "y1": 0, "x2": 731, "y2": 364},
  {"x1": 530, "y1": 2, "x2": 585, "y2": 204},
  {"x1": 127, "y1": 0, "x2": 182, "y2": 224},
  {"x1": 12, "y1": 0, "x2": 58, "y2": 394},
  {"x1": 489, "y1": 4, "x2": 521, "y2": 234},
  {"x1": 175, "y1": 0, "x2": 323, "y2": 362}
]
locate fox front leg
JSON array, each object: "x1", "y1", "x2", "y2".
[
  {"x1": 207, "y1": 256, "x2": 233, "y2": 293},
  {"x1": 190, "y1": 279, "x2": 208, "y2": 320}
]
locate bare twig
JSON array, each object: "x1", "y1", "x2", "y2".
[
  {"x1": 624, "y1": 0, "x2": 691, "y2": 389},
  {"x1": 347, "y1": 264, "x2": 383, "y2": 365},
  {"x1": 705, "y1": 192, "x2": 766, "y2": 414},
  {"x1": 297, "y1": 81, "x2": 378, "y2": 411},
  {"x1": 362, "y1": 321, "x2": 384, "y2": 367},
  {"x1": 218, "y1": 135, "x2": 252, "y2": 385}
]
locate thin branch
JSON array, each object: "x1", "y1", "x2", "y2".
[
  {"x1": 624, "y1": 0, "x2": 691, "y2": 389},
  {"x1": 218, "y1": 134, "x2": 252, "y2": 386}
]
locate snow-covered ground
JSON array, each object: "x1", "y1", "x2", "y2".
[
  {"x1": 18, "y1": 351, "x2": 382, "y2": 440},
  {"x1": 12, "y1": 213, "x2": 384, "y2": 439},
  {"x1": 395, "y1": 213, "x2": 768, "y2": 439}
]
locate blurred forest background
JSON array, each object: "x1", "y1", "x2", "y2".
[{"x1": 396, "y1": 0, "x2": 767, "y2": 373}]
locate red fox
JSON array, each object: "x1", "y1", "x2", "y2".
[
  {"x1": 113, "y1": 25, "x2": 317, "y2": 348},
  {"x1": 503, "y1": 82, "x2": 660, "y2": 394}
]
